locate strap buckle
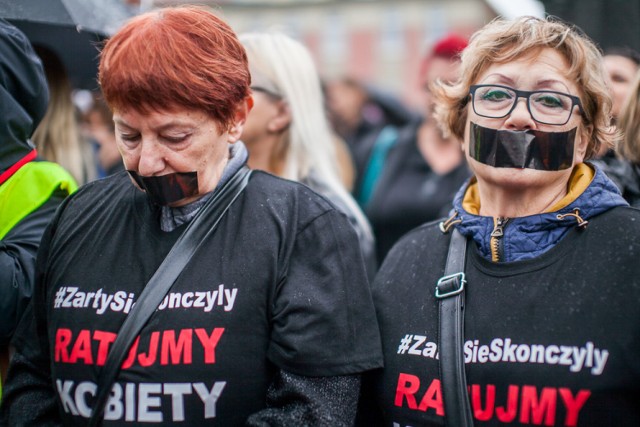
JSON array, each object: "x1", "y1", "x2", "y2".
[{"x1": 435, "y1": 272, "x2": 466, "y2": 299}]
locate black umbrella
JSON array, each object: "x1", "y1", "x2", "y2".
[{"x1": 0, "y1": 0, "x2": 133, "y2": 89}]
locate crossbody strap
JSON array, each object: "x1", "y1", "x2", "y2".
[
  {"x1": 435, "y1": 228, "x2": 474, "y2": 426},
  {"x1": 88, "y1": 166, "x2": 252, "y2": 426}
]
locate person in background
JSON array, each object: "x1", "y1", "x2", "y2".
[
  {"x1": 595, "y1": 46, "x2": 639, "y2": 160},
  {"x1": 325, "y1": 77, "x2": 371, "y2": 149},
  {"x1": 0, "y1": 19, "x2": 77, "y2": 392},
  {"x1": 363, "y1": 34, "x2": 471, "y2": 263},
  {"x1": 333, "y1": 131, "x2": 357, "y2": 191},
  {"x1": 31, "y1": 45, "x2": 98, "y2": 185},
  {"x1": 1, "y1": 6, "x2": 382, "y2": 425},
  {"x1": 603, "y1": 46, "x2": 640, "y2": 124},
  {"x1": 363, "y1": 16, "x2": 640, "y2": 426},
  {"x1": 325, "y1": 76, "x2": 416, "y2": 205},
  {"x1": 611, "y1": 69, "x2": 640, "y2": 206},
  {"x1": 320, "y1": 79, "x2": 357, "y2": 191},
  {"x1": 83, "y1": 92, "x2": 124, "y2": 176},
  {"x1": 592, "y1": 47, "x2": 640, "y2": 193},
  {"x1": 239, "y1": 31, "x2": 377, "y2": 278}
]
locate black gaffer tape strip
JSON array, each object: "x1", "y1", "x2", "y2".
[
  {"x1": 128, "y1": 170, "x2": 199, "y2": 206},
  {"x1": 469, "y1": 122, "x2": 576, "y2": 171}
]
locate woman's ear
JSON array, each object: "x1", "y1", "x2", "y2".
[
  {"x1": 267, "y1": 100, "x2": 291, "y2": 133},
  {"x1": 228, "y1": 96, "x2": 254, "y2": 143}
]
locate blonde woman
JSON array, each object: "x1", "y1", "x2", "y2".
[
  {"x1": 32, "y1": 46, "x2": 97, "y2": 185},
  {"x1": 363, "y1": 16, "x2": 640, "y2": 426},
  {"x1": 612, "y1": 69, "x2": 640, "y2": 206},
  {"x1": 592, "y1": 68, "x2": 640, "y2": 206},
  {"x1": 240, "y1": 32, "x2": 376, "y2": 276}
]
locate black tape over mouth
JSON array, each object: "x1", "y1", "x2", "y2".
[
  {"x1": 127, "y1": 171, "x2": 199, "y2": 205},
  {"x1": 469, "y1": 122, "x2": 576, "y2": 171}
]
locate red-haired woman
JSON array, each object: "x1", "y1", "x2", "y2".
[{"x1": 1, "y1": 6, "x2": 382, "y2": 425}]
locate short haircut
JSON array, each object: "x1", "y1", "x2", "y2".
[
  {"x1": 99, "y1": 5, "x2": 250, "y2": 131},
  {"x1": 433, "y1": 16, "x2": 616, "y2": 159}
]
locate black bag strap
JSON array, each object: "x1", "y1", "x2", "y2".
[
  {"x1": 435, "y1": 228, "x2": 474, "y2": 427},
  {"x1": 88, "y1": 166, "x2": 252, "y2": 426}
]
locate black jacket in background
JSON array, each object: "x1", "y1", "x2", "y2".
[
  {"x1": 365, "y1": 118, "x2": 470, "y2": 263},
  {"x1": 0, "y1": 18, "x2": 68, "y2": 345}
]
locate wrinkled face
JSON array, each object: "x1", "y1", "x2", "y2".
[
  {"x1": 114, "y1": 107, "x2": 243, "y2": 207},
  {"x1": 464, "y1": 48, "x2": 589, "y2": 192},
  {"x1": 603, "y1": 54, "x2": 639, "y2": 119}
]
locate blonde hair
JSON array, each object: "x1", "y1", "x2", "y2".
[
  {"x1": 240, "y1": 32, "x2": 371, "y2": 236},
  {"x1": 618, "y1": 69, "x2": 640, "y2": 163},
  {"x1": 433, "y1": 16, "x2": 616, "y2": 160},
  {"x1": 32, "y1": 47, "x2": 97, "y2": 184}
]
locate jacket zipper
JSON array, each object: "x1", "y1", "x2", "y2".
[{"x1": 490, "y1": 217, "x2": 510, "y2": 262}]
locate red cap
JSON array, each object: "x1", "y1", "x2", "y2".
[
  {"x1": 418, "y1": 34, "x2": 468, "y2": 86},
  {"x1": 432, "y1": 34, "x2": 468, "y2": 59}
]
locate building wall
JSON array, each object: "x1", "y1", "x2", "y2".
[{"x1": 154, "y1": 0, "x2": 495, "y2": 109}]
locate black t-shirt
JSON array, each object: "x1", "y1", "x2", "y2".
[
  {"x1": 366, "y1": 207, "x2": 640, "y2": 426},
  {"x1": 365, "y1": 120, "x2": 470, "y2": 263},
  {"x1": 14, "y1": 171, "x2": 382, "y2": 425}
]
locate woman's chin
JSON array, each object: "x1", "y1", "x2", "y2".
[{"x1": 471, "y1": 161, "x2": 573, "y2": 191}]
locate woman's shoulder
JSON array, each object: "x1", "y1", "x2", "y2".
[
  {"x1": 248, "y1": 170, "x2": 333, "y2": 201},
  {"x1": 43, "y1": 172, "x2": 141, "y2": 243},
  {"x1": 592, "y1": 205, "x2": 640, "y2": 233},
  {"x1": 63, "y1": 171, "x2": 132, "y2": 209},
  {"x1": 574, "y1": 206, "x2": 640, "y2": 262},
  {"x1": 246, "y1": 170, "x2": 342, "y2": 223},
  {"x1": 593, "y1": 204, "x2": 640, "y2": 223},
  {"x1": 377, "y1": 219, "x2": 451, "y2": 270}
]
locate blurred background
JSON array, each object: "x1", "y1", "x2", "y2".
[
  {"x1": 1, "y1": 0, "x2": 639, "y2": 250},
  {"x1": 4, "y1": 0, "x2": 639, "y2": 109},
  {"x1": 125, "y1": 0, "x2": 640, "y2": 109}
]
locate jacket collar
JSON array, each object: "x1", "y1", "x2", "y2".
[{"x1": 447, "y1": 162, "x2": 628, "y2": 262}]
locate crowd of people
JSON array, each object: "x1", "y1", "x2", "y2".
[{"x1": 1, "y1": 4, "x2": 640, "y2": 426}]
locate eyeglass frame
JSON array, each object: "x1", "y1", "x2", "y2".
[
  {"x1": 250, "y1": 86, "x2": 283, "y2": 100},
  {"x1": 468, "y1": 84, "x2": 585, "y2": 126}
]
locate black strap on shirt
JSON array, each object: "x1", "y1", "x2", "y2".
[
  {"x1": 88, "y1": 166, "x2": 252, "y2": 426},
  {"x1": 435, "y1": 228, "x2": 474, "y2": 427}
]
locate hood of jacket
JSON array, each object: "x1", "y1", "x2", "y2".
[
  {"x1": 448, "y1": 162, "x2": 629, "y2": 262},
  {"x1": 0, "y1": 19, "x2": 49, "y2": 177}
]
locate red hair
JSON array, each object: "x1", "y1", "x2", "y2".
[{"x1": 99, "y1": 6, "x2": 250, "y2": 130}]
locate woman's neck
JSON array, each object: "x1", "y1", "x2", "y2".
[
  {"x1": 245, "y1": 135, "x2": 286, "y2": 176},
  {"x1": 477, "y1": 178, "x2": 569, "y2": 218}
]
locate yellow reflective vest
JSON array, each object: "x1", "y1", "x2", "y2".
[
  {"x1": 0, "y1": 161, "x2": 77, "y2": 240},
  {"x1": 0, "y1": 161, "x2": 76, "y2": 396}
]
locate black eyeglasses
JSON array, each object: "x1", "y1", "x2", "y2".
[
  {"x1": 250, "y1": 86, "x2": 282, "y2": 100},
  {"x1": 469, "y1": 84, "x2": 584, "y2": 125}
]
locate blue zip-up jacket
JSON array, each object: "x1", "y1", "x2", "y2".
[{"x1": 449, "y1": 163, "x2": 629, "y2": 262}]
